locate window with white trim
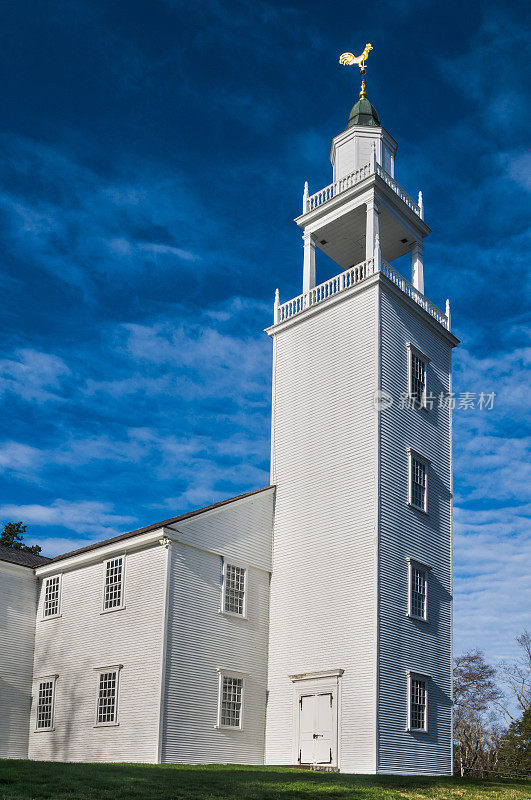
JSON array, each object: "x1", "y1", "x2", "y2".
[
  {"x1": 218, "y1": 674, "x2": 244, "y2": 728},
  {"x1": 43, "y1": 575, "x2": 61, "y2": 618},
  {"x1": 36, "y1": 678, "x2": 56, "y2": 729},
  {"x1": 408, "y1": 674, "x2": 428, "y2": 732},
  {"x1": 408, "y1": 562, "x2": 428, "y2": 621},
  {"x1": 409, "y1": 451, "x2": 428, "y2": 512},
  {"x1": 103, "y1": 556, "x2": 124, "y2": 610},
  {"x1": 223, "y1": 563, "x2": 246, "y2": 616},
  {"x1": 96, "y1": 669, "x2": 120, "y2": 725}
]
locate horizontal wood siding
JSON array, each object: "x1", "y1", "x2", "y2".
[
  {"x1": 162, "y1": 491, "x2": 274, "y2": 764},
  {"x1": 28, "y1": 544, "x2": 167, "y2": 763},
  {"x1": 266, "y1": 286, "x2": 379, "y2": 773},
  {"x1": 0, "y1": 563, "x2": 37, "y2": 758},
  {"x1": 378, "y1": 283, "x2": 453, "y2": 774}
]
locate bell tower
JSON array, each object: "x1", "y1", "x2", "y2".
[{"x1": 265, "y1": 48, "x2": 458, "y2": 775}]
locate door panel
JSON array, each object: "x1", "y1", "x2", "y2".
[
  {"x1": 315, "y1": 693, "x2": 333, "y2": 763},
  {"x1": 299, "y1": 695, "x2": 315, "y2": 763}
]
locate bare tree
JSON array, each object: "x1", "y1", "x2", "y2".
[
  {"x1": 497, "y1": 630, "x2": 531, "y2": 722},
  {"x1": 453, "y1": 649, "x2": 502, "y2": 776}
]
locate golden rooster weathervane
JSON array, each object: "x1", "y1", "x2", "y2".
[{"x1": 339, "y1": 43, "x2": 373, "y2": 100}]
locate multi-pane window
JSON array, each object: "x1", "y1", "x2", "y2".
[
  {"x1": 224, "y1": 563, "x2": 246, "y2": 615},
  {"x1": 219, "y1": 675, "x2": 243, "y2": 728},
  {"x1": 36, "y1": 679, "x2": 55, "y2": 729},
  {"x1": 410, "y1": 454, "x2": 427, "y2": 511},
  {"x1": 103, "y1": 556, "x2": 124, "y2": 610},
  {"x1": 43, "y1": 576, "x2": 61, "y2": 618},
  {"x1": 409, "y1": 564, "x2": 428, "y2": 620},
  {"x1": 410, "y1": 676, "x2": 427, "y2": 731},
  {"x1": 411, "y1": 352, "x2": 427, "y2": 405},
  {"x1": 96, "y1": 670, "x2": 119, "y2": 725}
]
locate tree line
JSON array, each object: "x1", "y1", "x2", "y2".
[{"x1": 454, "y1": 634, "x2": 530, "y2": 776}]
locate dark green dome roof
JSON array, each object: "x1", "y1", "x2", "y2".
[{"x1": 347, "y1": 97, "x2": 380, "y2": 128}]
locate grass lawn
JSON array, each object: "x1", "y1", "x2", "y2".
[{"x1": 0, "y1": 761, "x2": 529, "y2": 800}]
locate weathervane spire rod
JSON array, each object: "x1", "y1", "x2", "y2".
[{"x1": 339, "y1": 43, "x2": 373, "y2": 99}]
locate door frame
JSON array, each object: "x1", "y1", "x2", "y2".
[{"x1": 289, "y1": 668, "x2": 344, "y2": 769}]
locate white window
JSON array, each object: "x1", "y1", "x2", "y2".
[
  {"x1": 103, "y1": 556, "x2": 124, "y2": 611},
  {"x1": 95, "y1": 667, "x2": 121, "y2": 726},
  {"x1": 36, "y1": 676, "x2": 57, "y2": 730},
  {"x1": 407, "y1": 672, "x2": 428, "y2": 732},
  {"x1": 407, "y1": 343, "x2": 429, "y2": 407},
  {"x1": 222, "y1": 562, "x2": 246, "y2": 616},
  {"x1": 408, "y1": 560, "x2": 428, "y2": 621},
  {"x1": 43, "y1": 575, "x2": 61, "y2": 618},
  {"x1": 408, "y1": 449, "x2": 428, "y2": 512},
  {"x1": 217, "y1": 672, "x2": 244, "y2": 729}
]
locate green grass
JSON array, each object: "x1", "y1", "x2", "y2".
[{"x1": 0, "y1": 761, "x2": 529, "y2": 800}]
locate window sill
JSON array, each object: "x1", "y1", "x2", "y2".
[
  {"x1": 34, "y1": 728, "x2": 55, "y2": 733},
  {"x1": 218, "y1": 610, "x2": 248, "y2": 620},
  {"x1": 93, "y1": 722, "x2": 120, "y2": 728},
  {"x1": 40, "y1": 614, "x2": 62, "y2": 622},
  {"x1": 407, "y1": 502, "x2": 429, "y2": 516},
  {"x1": 214, "y1": 725, "x2": 244, "y2": 732},
  {"x1": 406, "y1": 727, "x2": 429, "y2": 734},
  {"x1": 100, "y1": 606, "x2": 126, "y2": 615},
  {"x1": 407, "y1": 613, "x2": 428, "y2": 624}
]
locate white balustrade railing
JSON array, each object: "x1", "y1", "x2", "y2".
[
  {"x1": 274, "y1": 259, "x2": 449, "y2": 330},
  {"x1": 305, "y1": 163, "x2": 421, "y2": 217},
  {"x1": 379, "y1": 262, "x2": 448, "y2": 328},
  {"x1": 375, "y1": 165, "x2": 420, "y2": 215},
  {"x1": 307, "y1": 164, "x2": 373, "y2": 211},
  {"x1": 276, "y1": 258, "x2": 377, "y2": 323}
]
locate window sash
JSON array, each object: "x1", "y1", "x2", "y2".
[
  {"x1": 103, "y1": 556, "x2": 124, "y2": 610},
  {"x1": 410, "y1": 456, "x2": 427, "y2": 510},
  {"x1": 219, "y1": 675, "x2": 243, "y2": 728},
  {"x1": 36, "y1": 680, "x2": 55, "y2": 729},
  {"x1": 410, "y1": 677, "x2": 427, "y2": 731},
  {"x1": 96, "y1": 670, "x2": 118, "y2": 725},
  {"x1": 43, "y1": 576, "x2": 61, "y2": 618},
  {"x1": 410, "y1": 566, "x2": 427, "y2": 619},
  {"x1": 411, "y1": 352, "x2": 427, "y2": 405},
  {"x1": 223, "y1": 564, "x2": 246, "y2": 616}
]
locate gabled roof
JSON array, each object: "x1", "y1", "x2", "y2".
[
  {"x1": 0, "y1": 544, "x2": 51, "y2": 568},
  {"x1": 46, "y1": 486, "x2": 275, "y2": 565}
]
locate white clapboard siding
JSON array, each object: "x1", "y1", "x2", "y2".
[
  {"x1": 28, "y1": 543, "x2": 167, "y2": 763},
  {"x1": 265, "y1": 284, "x2": 379, "y2": 773},
  {"x1": 377, "y1": 283, "x2": 453, "y2": 775},
  {"x1": 0, "y1": 562, "x2": 38, "y2": 758},
  {"x1": 162, "y1": 490, "x2": 274, "y2": 764}
]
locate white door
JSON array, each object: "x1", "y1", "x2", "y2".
[{"x1": 299, "y1": 692, "x2": 333, "y2": 764}]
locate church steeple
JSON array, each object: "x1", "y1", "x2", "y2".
[{"x1": 290, "y1": 45, "x2": 431, "y2": 301}]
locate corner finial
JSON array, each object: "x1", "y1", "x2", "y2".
[
  {"x1": 339, "y1": 43, "x2": 373, "y2": 100},
  {"x1": 445, "y1": 299, "x2": 451, "y2": 330}
]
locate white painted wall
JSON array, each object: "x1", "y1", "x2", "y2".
[
  {"x1": 28, "y1": 543, "x2": 167, "y2": 763},
  {"x1": 331, "y1": 127, "x2": 397, "y2": 182},
  {"x1": 161, "y1": 489, "x2": 274, "y2": 764},
  {"x1": 377, "y1": 283, "x2": 453, "y2": 775},
  {"x1": 265, "y1": 283, "x2": 380, "y2": 773},
  {"x1": 0, "y1": 562, "x2": 37, "y2": 758}
]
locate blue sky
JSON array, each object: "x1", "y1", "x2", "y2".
[{"x1": 0, "y1": 1, "x2": 529, "y2": 671}]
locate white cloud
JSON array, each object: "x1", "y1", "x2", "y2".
[
  {"x1": 0, "y1": 499, "x2": 136, "y2": 551},
  {"x1": 0, "y1": 348, "x2": 70, "y2": 402}
]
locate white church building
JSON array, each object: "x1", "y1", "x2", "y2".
[{"x1": 0, "y1": 75, "x2": 458, "y2": 774}]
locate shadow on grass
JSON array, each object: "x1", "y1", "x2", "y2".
[{"x1": 0, "y1": 760, "x2": 529, "y2": 800}]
